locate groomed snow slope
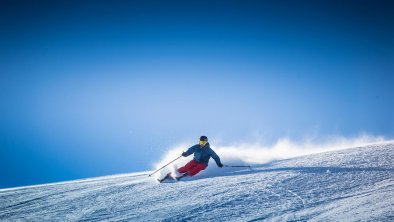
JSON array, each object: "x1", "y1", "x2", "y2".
[{"x1": 1, "y1": 142, "x2": 393, "y2": 221}]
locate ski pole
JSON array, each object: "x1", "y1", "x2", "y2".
[
  {"x1": 224, "y1": 165, "x2": 252, "y2": 170},
  {"x1": 148, "y1": 155, "x2": 182, "y2": 177}
]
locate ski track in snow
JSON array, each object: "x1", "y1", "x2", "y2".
[
  {"x1": 286, "y1": 189, "x2": 306, "y2": 207},
  {"x1": 1, "y1": 142, "x2": 394, "y2": 221}
]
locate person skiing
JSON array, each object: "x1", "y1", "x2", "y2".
[{"x1": 159, "y1": 136, "x2": 223, "y2": 182}]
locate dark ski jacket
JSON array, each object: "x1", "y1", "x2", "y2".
[{"x1": 182, "y1": 143, "x2": 222, "y2": 166}]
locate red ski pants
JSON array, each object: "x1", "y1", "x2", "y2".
[{"x1": 178, "y1": 160, "x2": 207, "y2": 176}]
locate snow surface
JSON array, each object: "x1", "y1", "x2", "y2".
[{"x1": 1, "y1": 142, "x2": 393, "y2": 221}]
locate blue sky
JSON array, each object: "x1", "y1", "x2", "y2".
[{"x1": 1, "y1": 0, "x2": 393, "y2": 188}]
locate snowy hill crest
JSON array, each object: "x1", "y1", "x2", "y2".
[{"x1": 1, "y1": 142, "x2": 393, "y2": 221}]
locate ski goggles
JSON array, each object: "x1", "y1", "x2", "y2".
[{"x1": 199, "y1": 140, "x2": 207, "y2": 146}]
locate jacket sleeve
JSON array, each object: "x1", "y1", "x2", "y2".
[
  {"x1": 182, "y1": 145, "x2": 196, "y2": 157},
  {"x1": 210, "y1": 149, "x2": 222, "y2": 166}
]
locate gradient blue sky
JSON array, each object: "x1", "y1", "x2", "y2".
[{"x1": 1, "y1": 0, "x2": 393, "y2": 188}]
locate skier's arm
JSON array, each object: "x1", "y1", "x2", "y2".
[
  {"x1": 182, "y1": 145, "x2": 196, "y2": 157},
  {"x1": 211, "y1": 150, "x2": 223, "y2": 167}
]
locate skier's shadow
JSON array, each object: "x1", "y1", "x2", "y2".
[
  {"x1": 187, "y1": 161, "x2": 394, "y2": 181},
  {"x1": 186, "y1": 162, "x2": 272, "y2": 180}
]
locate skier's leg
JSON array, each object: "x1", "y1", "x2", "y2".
[
  {"x1": 186, "y1": 163, "x2": 207, "y2": 176},
  {"x1": 178, "y1": 160, "x2": 197, "y2": 174}
]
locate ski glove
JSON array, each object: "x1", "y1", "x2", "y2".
[
  {"x1": 218, "y1": 163, "x2": 224, "y2": 168},
  {"x1": 181, "y1": 152, "x2": 188, "y2": 157}
]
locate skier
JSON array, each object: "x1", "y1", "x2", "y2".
[{"x1": 160, "y1": 136, "x2": 223, "y2": 182}]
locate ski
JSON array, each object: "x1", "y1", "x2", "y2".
[
  {"x1": 157, "y1": 173, "x2": 172, "y2": 183},
  {"x1": 175, "y1": 173, "x2": 188, "y2": 181},
  {"x1": 157, "y1": 173, "x2": 188, "y2": 183}
]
